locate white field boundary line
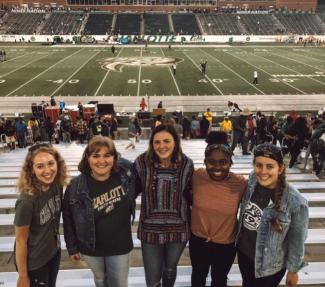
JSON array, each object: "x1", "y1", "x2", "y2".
[
  {"x1": 224, "y1": 49, "x2": 307, "y2": 95},
  {"x1": 93, "y1": 48, "x2": 124, "y2": 97},
  {"x1": 183, "y1": 51, "x2": 224, "y2": 95},
  {"x1": 137, "y1": 47, "x2": 142, "y2": 97},
  {"x1": 5, "y1": 48, "x2": 84, "y2": 97},
  {"x1": 256, "y1": 52, "x2": 325, "y2": 86},
  {"x1": 49, "y1": 49, "x2": 101, "y2": 97},
  {"x1": 201, "y1": 48, "x2": 265, "y2": 95},
  {"x1": 301, "y1": 49, "x2": 325, "y2": 59},
  {"x1": 0, "y1": 52, "x2": 53, "y2": 78},
  {"x1": 160, "y1": 47, "x2": 181, "y2": 96}
]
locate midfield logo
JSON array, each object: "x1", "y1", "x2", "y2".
[{"x1": 99, "y1": 57, "x2": 183, "y2": 72}]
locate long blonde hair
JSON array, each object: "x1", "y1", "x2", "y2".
[{"x1": 17, "y1": 144, "x2": 69, "y2": 195}]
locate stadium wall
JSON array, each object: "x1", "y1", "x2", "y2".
[
  {"x1": 1, "y1": 34, "x2": 324, "y2": 43},
  {"x1": 0, "y1": 0, "x2": 317, "y2": 11},
  {"x1": 276, "y1": 0, "x2": 317, "y2": 12}
]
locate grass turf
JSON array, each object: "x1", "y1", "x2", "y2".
[{"x1": 0, "y1": 45, "x2": 324, "y2": 97}]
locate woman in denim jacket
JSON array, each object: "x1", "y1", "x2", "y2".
[
  {"x1": 236, "y1": 143, "x2": 309, "y2": 287},
  {"x1": 63, "y1": 136, "x2": 136, "y2": 287}
]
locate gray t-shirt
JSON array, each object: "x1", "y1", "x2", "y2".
[{"x1": 14, "y1": 184, "x2": 62, "y2": 270}]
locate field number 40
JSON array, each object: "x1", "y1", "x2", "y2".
[{"x1": 47, "y1": 79, "x2": 79, "y2": 84}]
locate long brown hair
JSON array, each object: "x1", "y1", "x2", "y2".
[
  {"x1": 17, "y1": 144, "x2": 69, "y2": 195},
  {"x1": 78, "y1": 135, "x2": 119, "y2": 175}
]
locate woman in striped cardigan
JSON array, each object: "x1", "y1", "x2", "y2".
[{"x1": 134, "y1": 124, "x2": 194, "y2": 287}]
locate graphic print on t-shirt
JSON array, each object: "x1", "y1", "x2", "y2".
[
  {"x1": 92, "y1": 185, "x2": 125, "y2": 214},
  {"x1": 243, "y1": 201, "x2": 263, "y2": 231},
  {"x1": 39, "y1": 194, "x2": 61, "y2": 225}
]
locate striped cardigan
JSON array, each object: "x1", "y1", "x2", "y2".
[{"x1": 134, "y1": 152, "x2": 194, "y2": 244}]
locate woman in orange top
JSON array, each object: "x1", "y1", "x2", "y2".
[{"x1": 190, "y1": 131, "x2": 247, "y2": 287}]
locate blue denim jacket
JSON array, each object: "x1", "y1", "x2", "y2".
[
  {"x1": 236, "y1": 172, "x2": 309, "y2": 278},
  {"x1": 63, "y1": 158, "x2": 136, "y2": 256}
]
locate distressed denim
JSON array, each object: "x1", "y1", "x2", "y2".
[{"x1": 236, "y1": 172, "x2": 309, "y2": 278}]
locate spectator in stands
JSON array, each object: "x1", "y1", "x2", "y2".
[
  {"x1": 200, "y1": 115, "x2": 210, "y2": 139},
  {"x1": 75, "y1": 116, "x2": 87, "y2": 144},
  {"x1": 50, "y1": 96, "x2": 56, "y2": 107},
  {"x1": 219, "y1": 115, "x2": 233, "y2": 135},
  {"x1": 236, "y1": 143, "x2": 309, "y2": 287},
  {"x1": 44, "y1": 116, "x2": 54, "y2": 144},
  {"x1": 28, "y1": 117, "x2": 40, "y2": 144},
  {"x1": 182, "y1": 116, "x2": 191, "y2": 140},
  {"x1": 231, "y1": 108, "x2": 250, "y2": 155},
  {"x1": 60, "y1": 111, "x2": 72, "y2": 143},
  {"x1": 63, "y1": 136, "x2": 135, "y2": 287},
  {"x1": 287, "y1": 116, "x2": 311, "y2": 168},
  {"x1": 204, "y1": 108, "x2": 213, "y2": 125},
  {"x1": 14, "y1": 143, "x2": 69, "y2": 287},
  {"x1": 78, "y1": 102, "x2": 83, "y2": 118},
  {"x1": 15, "y1": 117, "x2": 27, "y2": 148},
  {"x1": 191, "y1": 115, "x2": 200, "y2": 138},
  {"x1": 190, "y1": 131, "x2": 246, "y2": 287},
  {"x1": 5, "y1": 119, "x2": 16, "y2": 150},
  {"x1": 140, "y1": 97, "x2": 148, "y2": 112},
  {"x1": 246, "y1": 113, "x2": 256, "y2": 151},
  {"x1": 91, "y1": 116, "x2": 102, "y2": 137},
  {"x1": 157, "y1": 101, "x2": 163, "y2": 108},
  {"x1": 133, "y1": 124, "x2": 193, "y2": 287},
  {"x1": 125, "y1": 117, "x2": 137, "y2": 150},
  {"x1": 155, "y1": 115, "x2": 163, "y2": 128}
]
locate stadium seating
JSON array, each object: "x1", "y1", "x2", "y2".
[
  {"x1": 115, "y1": 13, "x2": 141, "y2": 35},
  {"x1": 0, "y1": 12, "x2": 45, "y2": 35},
  {"x1": 236, "y1": 14, "x2": 280, "y2": 35},
  {"x1": 198, "y1": 14, "x2": 243, "y2": 35},
  {"x1": 84, "y1": 12, "x2": 114, "y2": 35},
  {"x1": 275, "y1": 12, "x2": 325, "y2": 35},
  {"x1": 41, "y1": 11, "x2": 84, "y2": 35},
  {"x1": 172, "y1": 13, "x2": 201, "y2": 35},
  {"x1": 144, "y1": 13, "x2": 170, "y2": 35}
]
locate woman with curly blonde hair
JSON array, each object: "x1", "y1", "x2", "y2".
[{"x1": 14, "y1": 143, "x2": 69, "y2": 287}]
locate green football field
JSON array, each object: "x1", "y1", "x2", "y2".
[{"x1": 0, "y1": 45, "x2": 324, "y2": 97}]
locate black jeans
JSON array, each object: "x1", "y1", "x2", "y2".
[
  {"x1": 189, "y1": 234, "x2": 236, "y2": 287},
  {"x1": 238, "y1": 250, "x2": 286, "y2": 287},
  {"x1": 28, "y1": 249, "x2": 61, "y2": 287},
  {"x1": 141, "y1": 242, "x2": 186, "y2": 287}
]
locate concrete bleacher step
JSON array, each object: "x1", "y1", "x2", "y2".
[
  {"x1": 1, "y1": 263, "x2": 325, "y2": 287},
  {"x1": 1, "y1": 193, "x2": 325, "y2": 211},
  {"x1": 1, "y1": 229, "x2": 325, "y2": 253},
  {"x1": 0, "y1": 173, "x2": 319, "y2": 187},
  {"x1": 1, "y1": 207, "x2": 325, "y2": 227}
]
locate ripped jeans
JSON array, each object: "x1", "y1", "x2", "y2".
[
  {"x1": 141, "y1": 242, "x2": 186, "y2": 287},
  {"x1": 28, "y1": 249, "x2": 61, "y2": 287}
]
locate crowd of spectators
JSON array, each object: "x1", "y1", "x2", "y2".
[{"x1": 1, "y1": 105, "x2": 324, "y2": 175}]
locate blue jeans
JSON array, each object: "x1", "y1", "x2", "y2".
[
  {"x1": 141, "y1": 242, "x2": 187, "y2": 287},
  {"x1": 82, "y1": 253, "x2": 130, "y2": 287}
]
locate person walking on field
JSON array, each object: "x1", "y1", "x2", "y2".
[{"x1": 253, "y1": 71, "x2": 258, "y2": 85}]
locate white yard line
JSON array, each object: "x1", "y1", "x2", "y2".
[
  {"x1": 224, "y1": 50, "x2": 307, "y2": 95},
  {"x1": 160, "y1": 47, "x2": 181, "y2": 96},
  {"x1": 266, "y1": 50, "x2": 325, "y2": 74},
  {"x1": 5, "y1": 48, "x2": 84, "y2": 97},
  {"x1": 49, "y1": 49, "x2": 101, "y2": 97},
  {"x1": 137, "y1": 47, "x2": 142, "y2": 97},
  {"x1": 93, "y1": 48, "x2": 124, "y2": 97},
  {"x1": 0, "y1": 51, "x2": 35, "y2": 66},
  {"x1": 0, "y1": 52, "x2": 53, "y2": 78},
  {"x1": 201, "y1": 48, "x2": 265, "y2": 95},
  {"x1": 259, "y1": 52, "x2": 325, "y2": 87},
  {"x1": 183, "y1": 51, "x2": 224, "y2": 95}
]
